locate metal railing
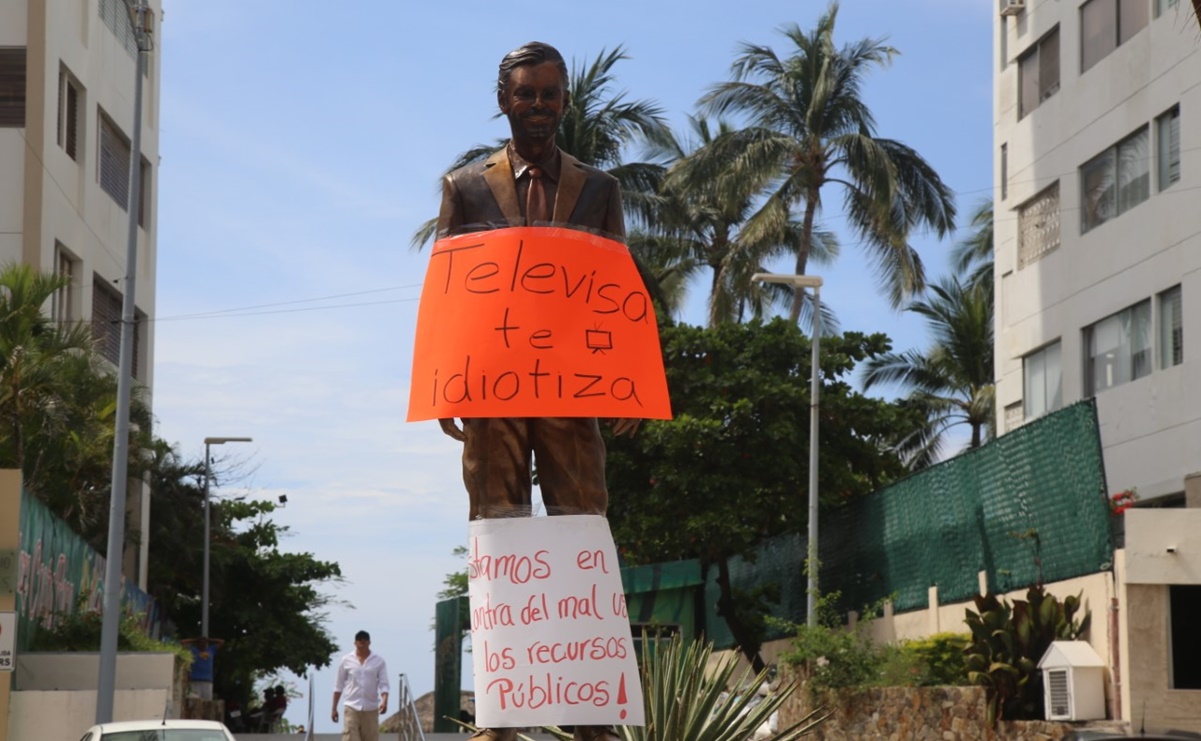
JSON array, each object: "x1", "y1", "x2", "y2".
[{"x1": 394, "y1": 673, "x2": 427, "y2": 741}]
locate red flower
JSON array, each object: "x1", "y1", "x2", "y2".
[{"x1": 1109, "y1": 488, "x2": 1138, "y2": 514}]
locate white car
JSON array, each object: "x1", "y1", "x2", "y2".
[{"x1": 78, "y1": 719, "x2": 237, "y2": 741}]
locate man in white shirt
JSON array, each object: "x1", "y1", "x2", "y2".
[{"x1": 332, "y1": 630, "x2": 390, "y2": 741}]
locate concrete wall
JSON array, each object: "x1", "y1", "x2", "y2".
[
  {"x1": 14, "y1": 651, "x2": 177, "y2": 691},
  {"x1": 9, "y1": 688, "x2": 170, "y2": 741},
  {"x1": 1116, "y1": 510, "x2": 1201, "y2": 733},
  {"x1": 1124, "y1": 509, "x2": 1201, "y2": 584}
]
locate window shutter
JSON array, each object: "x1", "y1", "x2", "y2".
[
  {"x1": 0, "y1": 47, "x2": 26, "y2": 127},
  {"x1": 65, "y1": 81, "x2": 78, "y2": 159},
  {"x1": 99, "y1": 115, "x2": 132, "y2": 207}
]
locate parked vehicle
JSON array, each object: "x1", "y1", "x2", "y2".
[
  {"x1": 1068, "y1": 730, "x2": 1201, "y2": 740},
  {"x1": 77, "y1": 718, "x2": 236, "y2": 741}
]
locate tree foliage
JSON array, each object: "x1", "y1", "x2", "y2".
[
  {"x1": 145, "y1": 444, "x2": 343, "y2": 708},
  {"x1": 692, "y1": 1, "x2": 956, "y2": 318},
  {"x1": 862, "y1": 275, "x2": 995, "y2": 467},
  {"x1": 861, "y1": 194, "x2": 996, "y2": 468},
  {"x1": 605, "y1": 318, "x2": 919, "y2": 669},
  {"x1": 0, "y1": 262, "x2": 155, "y2": 544}
]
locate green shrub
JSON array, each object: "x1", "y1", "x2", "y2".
[
  {"x1": 779, "y1": 594, "x2": 974, "y2": 695},
  {"x1": 28, "y1": 593, "x2": 192, "y2": 667},
  {"x1": 964, "y1": 586, "x2": 1088, "y2": 725},
  {"x1": 899, "y1": 632, "x2": 971, "y2": 686}
]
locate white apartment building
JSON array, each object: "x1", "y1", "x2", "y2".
[
  {"x1": 0, "y1": 0, "x2": 162, "y2": 584},
  {"x1": 995, "y1": 0, "x2": 1201, "y2": 727},
  {"x1": 995, "y1": 0, "x2": 1196, "y2": 504}
]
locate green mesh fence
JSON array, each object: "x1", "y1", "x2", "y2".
[{"x1": 703, "y1": 400, "x2": 1112, "y2": 649}]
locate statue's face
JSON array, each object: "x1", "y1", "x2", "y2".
[{"x1": 499, "y1": 61, "x2": 568, "y2": 149}]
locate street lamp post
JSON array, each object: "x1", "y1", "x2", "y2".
[
  {"x1": 752, "y1": 272, "x2": 823, "y2": 626},
  {"x1": 96, "y1": 0, "x2": 154, "y2": 723},
  {"x1": 202, "y1": 437, "x2": 253, "y2": 641}
]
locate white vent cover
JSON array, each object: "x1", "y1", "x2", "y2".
[{"x1": 1047, "y1": 668, "x2": 1071, "y2": 720}]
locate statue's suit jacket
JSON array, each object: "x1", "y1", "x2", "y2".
[
  {"x1": 436, "y1": 146, "x2": 625, "y2": 241},
  {"x1": 432, "y1": 145, "x2": 625, "y2": 520}
]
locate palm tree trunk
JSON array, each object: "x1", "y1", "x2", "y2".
[
  {"x1": 790, "y1": 197, "x2": 820, "y2": 323},
  {"x1": 708, "y1": 262, "x2": 724, "y2": 328}
]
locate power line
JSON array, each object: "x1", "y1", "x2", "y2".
[
  {"x1": 148, "y1": 285, "x2": 422, "y2": 321},
  {"x1": 153, "y1": 283, "x2": 423, "y2": 321}
]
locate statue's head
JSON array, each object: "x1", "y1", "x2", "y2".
[{"x1": 497, "y1": 42, "x2": 570, "y2": 153}]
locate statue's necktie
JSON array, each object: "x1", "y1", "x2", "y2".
[{"x1": 527, "y1": 167, "x2": 549, "y2": 225}]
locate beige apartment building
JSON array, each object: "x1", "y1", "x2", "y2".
[
  {"x1": 0, "y1": 0, "x2": 162, "y2": 586},
  {"x1": 994, "y1": 0, "x2": 1200, "y2": 728}
]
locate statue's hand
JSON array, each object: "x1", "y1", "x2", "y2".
[
  {"x1": 439, "y1": 417, "x2": 466, "y2": 442},
  {"x1": 609, "y1": 418, "x2": 641, "y2": 437}
]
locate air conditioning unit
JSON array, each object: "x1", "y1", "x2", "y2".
[
  {"x1": 1038, "y1": 641, "x2": 1106, "y2": 722},
  {"x1": 1000, "y1": 0, "x2": 1026, "y2": 16}
]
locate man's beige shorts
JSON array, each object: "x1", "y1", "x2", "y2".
[{"x1": 342, "y1": 706, "x2": 380, "y2": 741}]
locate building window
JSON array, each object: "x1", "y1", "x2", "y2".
[
  {"x1": 1000, "y1": 143, "x2": 1008, "y2": 202},
  {"x1": 1024, "y1": 342, "x2": 1062, "y2": 420},
  {"x1": 1081, "y1": 127, "x2": 1150, "y2": 233},
  {"x1": 138, "y1": 158, "x2": 151, "y2": 229},
  {"x1": 91, "y1": 277, "x2": 140, "y2": 379},
  {"x1": 1170, "y1": 585, "x2": 1201, "y2": 689},
  {"x1": 1018, "y1": 182, "x2": 1060, "y2": 268},
  {"x1": 53, "y1": 246, "x2": 80, "y2": 322},
  {"x1": 98, "y1": 110, "x2": 150, "y2": 227},
  {"x1": 58, "y1": 66, "x2": 83, "y2": 160},
  {"x1": 1159, "y1": 285, "x2": 1183, "y2": 369},
  {"x1": 1081, "y1": 0, "x2": 1149, "y2": 73},
  {"x1": 99, "y1": 112, "x2": 131, "y2": 208},
  {"x1": 1085, "y1": 300, "x2": 1151, "y2": 396},
  {"x1": 1156, "y1": 105, "x2": 1180, "y2": 192},
  {"x1": 1018, "y1": 27, "x2": 1060, "y2": 119},
  {"x1": 0, "y1": 47, "x2": 26, "y2": 128},
  {"x1": 1155, "y1": 0, "x2": 1179, "y2": 18},
  {"x1": 100, "y1": 0, "x2": 139, "y2": 59}
]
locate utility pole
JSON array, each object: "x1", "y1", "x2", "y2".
[{"x1": 96, "y1": 0, "x2": 153, "y2": 723}]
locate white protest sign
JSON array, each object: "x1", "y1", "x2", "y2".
[
  {"x1": 467, "y1": 515, "x2": 644, "y2": 728},
  {"x1": 0, "y1": 611, "x2": 15, "y2": 672}
]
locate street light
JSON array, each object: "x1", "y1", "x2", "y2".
[
  {"x1": 202, "y1": 437, "x2": 253, "y2": 641},
  {"x1": 96, "y1": 0, "x2": 155, "y2": 723},
  {"x1": 752, "y1": 272, "x2": 823, "y2": 627}
]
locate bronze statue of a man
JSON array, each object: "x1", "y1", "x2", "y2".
[{"x1": 434, "y1": 41, "x2": 636, "y2": 741}]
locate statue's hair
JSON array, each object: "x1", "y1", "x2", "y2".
[{"x1": 497, "y1": 41, "x2": 568, "y2": 94}]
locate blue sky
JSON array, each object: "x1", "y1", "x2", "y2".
[{"x1": 152, "y1": 0, "x2": 992, "y2": 731}]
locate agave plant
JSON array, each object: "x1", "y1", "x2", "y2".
[{"x1": 529, "y1": 634, "x2": 825, "y2": 741}]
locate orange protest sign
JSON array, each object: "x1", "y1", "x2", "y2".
[{"x1": 407, "y1": 227, "x2": 671, "y2": 421}]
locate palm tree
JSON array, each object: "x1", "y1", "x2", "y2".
[
  {"x1": 410, "y1": 46, "x2": 672, "y2": 249},
  {"x1": 693, "y1": 1, "x2": 956, "y2": 320},
  {"x1": 656, "y1": 117, "x2": 841, "y2": 327},
  {"x1": 0, "y1": 262, "x2": 154, "y2": 541},
  {"x1": 0, "y1": 263, "x2": 95, "y2": 475},
  {"x1": 950, "y1": 198, "x2": 994, "y2": 296},
  {"x1": 861, "y1": 275, "x2": 994, "y2": 469}
]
